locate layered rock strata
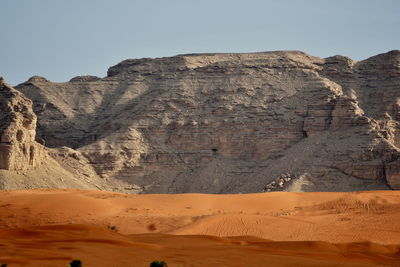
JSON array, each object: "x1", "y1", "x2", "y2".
[
  {"x1": 0, "y1": 78, "x2": 133, "y2": 191},
  {"x1": 14, "y1": 50, "x2": 400, "y2": 193}
]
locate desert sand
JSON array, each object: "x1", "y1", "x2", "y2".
[
  {"x1": 0, "y1": 189, "x2": 399, "y2": 266},
  {"x1": 0, "y1": 189, "x2": 400, "y2": 266}
]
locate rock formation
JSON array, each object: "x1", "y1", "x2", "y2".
[
  {"x1": 0, "y1": 78, "x2": 135, "y2": 191},
  {"x1": 12, "y1": 50, "x2": 400, "y2": 193},
  {"x1": 0, "y1": 78, "x2": 45, "y2": 171}
]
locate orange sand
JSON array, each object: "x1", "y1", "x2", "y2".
[{"x1": 0, "y1": 189, "x2": 399, "y2": 266}]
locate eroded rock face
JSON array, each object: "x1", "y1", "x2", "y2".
[
  {"x1": 0, "y1": 79, "x2": 45, "y2": 171},
  {"x1": 385, "y1": 160, "x2": 400, "y2": 189},
  {"x1": 15, "y1": 50, "x2": 400, "y2": 192}
]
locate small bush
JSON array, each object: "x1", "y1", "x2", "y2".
[
  {"x1": 107, "y1": 225, "x2": 118, "y2": 232},
  {"x1": 150, "y1": 260, "x2": 168, "y2": 267},
  {"x1": 147, "y1": 223, "x2": 157, "y2": 231},
  {"x1": 69, "y1": 259, "x2": 82, "y2": 267}
]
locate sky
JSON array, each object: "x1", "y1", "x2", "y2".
[{"x1": 1, "y1": 0, "x2": 399, "y2": 85}]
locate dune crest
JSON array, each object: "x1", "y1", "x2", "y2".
[{"x1": 0, "y1": 189, "x2": 400, "y2": 244}]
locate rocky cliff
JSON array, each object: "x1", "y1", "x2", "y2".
[
  {"x1": 13, "y1": 50, "x2": 400, "y2": 193},
  {"x1": 0, "y1": 78, "x2": 45, "y2": 171},
  {"x1": 0, "y1": 78, "x2": 132, "y2": 191}
]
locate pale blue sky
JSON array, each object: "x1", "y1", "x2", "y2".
[{"x1": 1, "y1": 0, "x2": 399, "y2": 85}]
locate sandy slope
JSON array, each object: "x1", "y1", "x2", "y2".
[
  {"x1": 0, "y1": 189, "x2": 400, "y2": 266},
  {"x1": 1, "y1": 224, "x2": 399, "y2": 267}
]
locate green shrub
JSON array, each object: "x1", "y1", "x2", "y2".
[
  {"x1": 107, "y1": 225, "x2": 118, "y2": 231},
  {"x1": 69, "y1": 259, "x2": 82, "y2": 267},
  {"x1": 150, "y1": 260, "x2": 168, "y2": 267}
]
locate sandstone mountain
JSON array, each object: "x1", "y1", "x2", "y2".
[
  {"x1": 2, "y1": 50, "x2": 399, "y2": 193},
  {"x1": 0, "y1": 78, "x2": 127, "y2": 191}
]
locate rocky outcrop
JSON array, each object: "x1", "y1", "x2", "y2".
[
  {"x1": 69, "y1": 76, "x2": 101, "y2": 83},
  {"x1": 320, "y1": 50, "x2": 400, "y2": 189},
  {"x1": 0, "y1": 78, "x2": 129, "y2": 192},
  {"x1": 15, "y1": 50, "x2": 400, "y2": 192},
  {"x1": 0, "y1": 78, "x2": 45, "y2": 171},
  {"x1": 385, "y1": 160, "x2": 400, "y2": 189}
]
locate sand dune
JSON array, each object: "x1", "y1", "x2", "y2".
[
  {"x1": 1, "y1": 224, "x2": 399, "y2": 267},
  {"x1": 0, "y1": 189, "x2": 400, "y2": 266}
]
